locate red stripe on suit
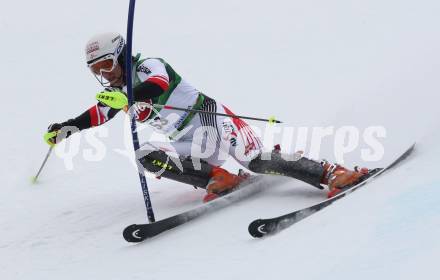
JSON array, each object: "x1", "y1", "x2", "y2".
[{"x1": 147, "y1": 75, "x2": 169, "y2": 91}]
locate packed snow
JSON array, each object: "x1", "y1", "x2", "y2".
[{"x1": 1, "y1": 0, "x2": 439, "y2": 279}]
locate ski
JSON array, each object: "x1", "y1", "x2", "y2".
[
  {"x1": 248, "y1": 143, "x2": 416, "y2": 238},
  {"x1": 123, "y1": 175, "x2": 283, "y2": 242}
]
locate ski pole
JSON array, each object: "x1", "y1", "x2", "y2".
[
  {"x1": 126, "y1": 0, "x2": 156, "y2": 223},
  {"x1": 31, "y1": 146, "x2": 53, "y2": 183},
  {"x1": 153, "y1": 104, "x2": 282, "y2": 124}
]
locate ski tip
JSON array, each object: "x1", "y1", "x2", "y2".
[
  {"x1": 248, "y1": 219, "x2": 267, "y2": 238},
  {"x1": 407, "y1": 142, "x2": 416, "y2": 153},
  {"x1": 123, "y1": 224, "x2": 145, "y2": 243}
]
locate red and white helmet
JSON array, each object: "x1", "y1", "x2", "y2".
[{"x1": 85, "y1": 32, "x2": 125, "y2": 85}]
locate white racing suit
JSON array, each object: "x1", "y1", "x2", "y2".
[
  {"x1": 127, "y1": 56, "x2": 325, "y2": 189},
  {"x1": 59, "y1": 55, "x2": 326, "y2": 189}
]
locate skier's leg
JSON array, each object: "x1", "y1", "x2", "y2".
[
  {"x1": 214, "y1": 105, "x2": 324, "y2": 188},
  {"x1": 218, "y1": 105, "x2": 370, "y2": 195},
  {"x1": 247, "y1": 148, "x2": 325, "y2": 189},
  {"x1": 250, "y1": 145, "x2": 375, "y2": 197},
  {"x1": 136, "y1": 111, "x2": 244, "y2": 194},
  {"x1": 136, "y1": 141, "x2": 212, "y2": 188}
]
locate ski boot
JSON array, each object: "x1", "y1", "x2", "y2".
[
  {"x1": 322, "y1": 162, "x2": 381, "y2": 198},
  {"x1": 203, "y1": 167, "x2": 250, "y2": 203}
]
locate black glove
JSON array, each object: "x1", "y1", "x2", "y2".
[{"x1": 47, "y1": 123, "x2": 63, "y2": 133}]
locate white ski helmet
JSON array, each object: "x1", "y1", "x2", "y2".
[{"x1": 85, "y1": 32, "x2": 125, "y2": 85}]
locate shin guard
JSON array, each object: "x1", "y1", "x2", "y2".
[
  {"x1": 248, "y1": 151, "x2": 325, "y2": 189},
  {"x1": 137, "y1": 149, "x2": 213, "y2": 188}
]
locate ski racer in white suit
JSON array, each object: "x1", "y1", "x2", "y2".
[{"x1": 45, "y1": 32, "x2": 370, "y2": 202}]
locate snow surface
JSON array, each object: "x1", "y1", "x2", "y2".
[{"x1": 1, "y1": 0, "x2": 439, "y2": 279}]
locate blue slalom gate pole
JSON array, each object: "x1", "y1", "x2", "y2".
[{"x1": 126, "y1": 0, "x2": 156, "y2": 223}]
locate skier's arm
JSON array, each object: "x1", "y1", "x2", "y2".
[
  {"x1": 60, "y1": 102, "x2": 119, "y2": 129},
  {"x1": 133, "y1": 59, "x2": 170, "y2": 101},
  {"x1": 45, "y1": 103, "x2": 119, "y2": 146}
]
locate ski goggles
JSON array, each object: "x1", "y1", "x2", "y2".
[
  {"x1": 87, "y1": 54, "x2": 120, "y2": 86},
  {"x1": 88, "y1": 55, "x2": 117, "y2": 75}
]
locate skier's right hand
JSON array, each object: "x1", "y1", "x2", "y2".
[{"x1": 44, "y1": 123, "x2": 66, "y2": 147}]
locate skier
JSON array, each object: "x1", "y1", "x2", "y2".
[{"x1": 45, "y1": 32, "x2": 372, "y2": 202}]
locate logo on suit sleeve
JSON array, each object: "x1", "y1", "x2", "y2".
[{"x1": 137, "y1": 64, "x2": 152, "y2": 75}]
